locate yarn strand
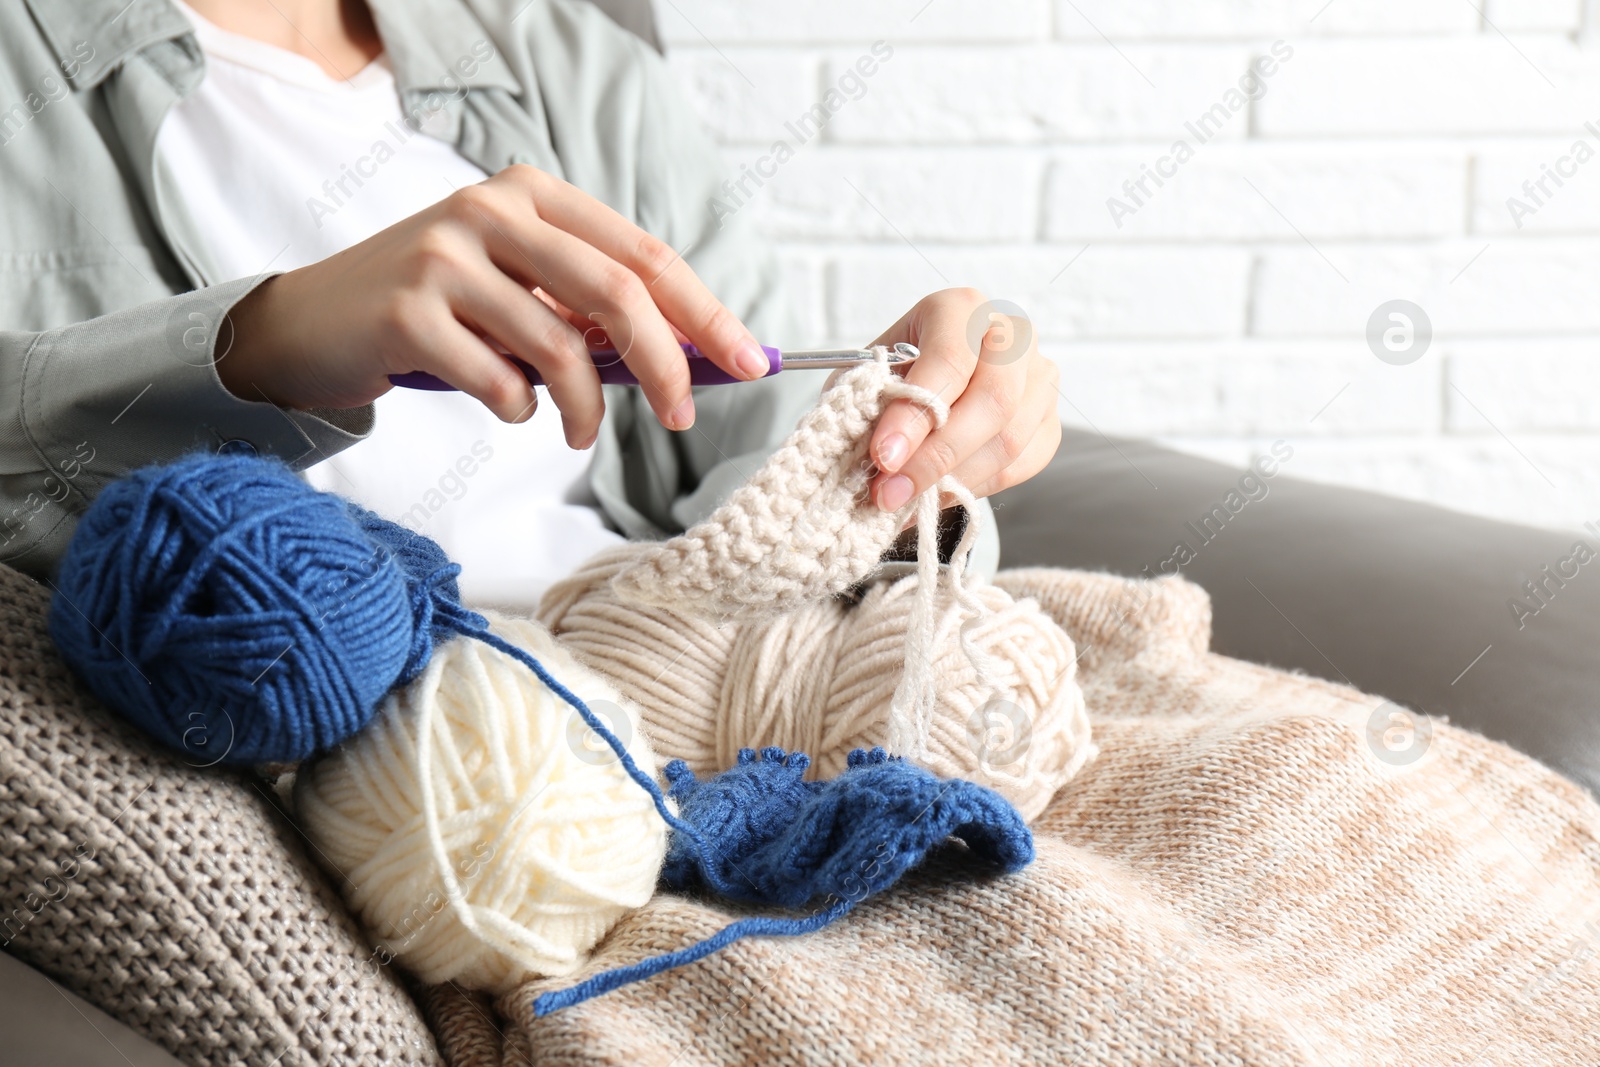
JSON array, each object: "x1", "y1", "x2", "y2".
[{"x1": 532, "y1": 897, "x2": 856, "y2": 1016}]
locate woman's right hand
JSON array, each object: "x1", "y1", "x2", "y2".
[{"x1": 220, "y1": 164, "x2": 770, "y2": 448}]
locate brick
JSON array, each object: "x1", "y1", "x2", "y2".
[
  {"x1": 827, "y1": 44, "x2": 1254, "y2": 143},
  {"x1": 1484, "y1": 0, "x2": 1583, "y2": 32},
  {"x1": 727, "y1": 148, "x2": 1042, "y2": 243},
  {"x1": 1047, "y1": 342, "x2": 1440, "y2": 436},
  {"x1": 1251, "y1": 241, "x2": 1600, "y2": 336},
  {"x1": 1052, "y1": 0, "x2": 1476, "y2": 39},
  {"x1": 658, "y1": 0, "x2": 1049, "y2": 43},
  {"x1": 1255, "y1": 436, "x2": 1600, "y2": 531},
  {"x1": 1255, "y1": 40, "x2": 1600, "y2": 136},
  {"x1": 667, "y1": 49, "x2": 819, "y2": 143},
  {"x1": 1472, "y1": 139, "x2": 1600, "y2": 234},
  {"x1": 773, "y1": 252, "x2": 829, "y2": 348},
  {"x1": 1046, "y1": 145, "x2": 1465, "y2": 240},
  {"x1": 1446, "y1": 342, "x2": 1600, "y2": 432},
  {"x1": 828, "y1": 246, "x2": 1250, "y2": 340}
]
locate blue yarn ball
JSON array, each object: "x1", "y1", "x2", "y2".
[
  {"x1": 48, "y1": 452, "x2": 420, "y2": 765},
  {"x1": 346, "y1": 501, "x2": 485, "y2": 683}
]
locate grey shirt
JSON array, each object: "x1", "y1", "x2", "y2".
[{"x1": 0, "y1": 0, "x2": 995, "y2": 578}]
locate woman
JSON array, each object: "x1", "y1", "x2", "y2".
[{"x1": 0, "y1": 0, "x2": 1061, "y2": 605}]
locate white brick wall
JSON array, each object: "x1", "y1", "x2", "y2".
[{"x1": 658, "y1": 1, "x2": 1600, "y2": 533}]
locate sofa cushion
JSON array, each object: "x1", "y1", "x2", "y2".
[{"x1": 0, "y1": 950, "x2": 183, "y2": 1067}]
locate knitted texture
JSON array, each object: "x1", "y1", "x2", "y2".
[
  {"x1": 659, "y1": 745, "x2": 1032, "y2": 905},
  {"x1": 0, "y1": 563, "x2": 444, "y2": 1067},
  {"x1": 423, "y1": 567, "x2": 1600, "y2": 1067},
  {"x1": 542, "y1": 351, "x2": 1091, "y2": 806},
  {"x1": 294, "y1": 611, "x2": 669, "y2": 996},
  {"x1": 609, "y1": 359, "x2": 944, "y2": 618},
  {"x1": 540, "y1": 545, "x2": 1093, "y2": 822}
]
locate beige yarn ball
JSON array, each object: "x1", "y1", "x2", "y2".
[
  {"x1": 293, "y1": 611, "x2": 668, "y2": 995},
  {"x1": 540, "y1": 548, "x2": 1094, "y2": 823}
]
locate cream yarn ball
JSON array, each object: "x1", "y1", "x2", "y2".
[{"x1": 293, "y1": 611, "x2": 668, "y2": 995}]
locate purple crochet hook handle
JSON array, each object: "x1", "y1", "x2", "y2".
[{"x1": 387, "y1": 343, "x2": 783, "y2": 391}]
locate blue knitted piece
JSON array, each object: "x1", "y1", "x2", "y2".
[
  {"x1": 663, "y1": 745, "x2": 1034, "y2": 903},
  {"x1": 533, "y1": 745, "x2": 1034, "y2": 1015}
]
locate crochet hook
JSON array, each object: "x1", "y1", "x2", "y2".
[{"x1": 386, "y1": 342, "x2": 920, "y2": 391}]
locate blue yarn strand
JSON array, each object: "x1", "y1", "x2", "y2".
[
  {"x1": 460, "y1": 625, "x2": 702, "y2": 846},
  {"x1": 532, "y1": 897, "x2": 856, "y2": 1016}
]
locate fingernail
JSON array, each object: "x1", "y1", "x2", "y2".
[
  {"x1": 670, "y1": 396, "x2": 695, "y2": 430},
  {"x1": 736, "y1": 343, "x2": 770, "y2": 380},
  {"x1": 877, "y1": 433, "x2": 909, "y2": 472},
  {"x1": 877, "y1": 475, "x2": 914, "y2": 512}
]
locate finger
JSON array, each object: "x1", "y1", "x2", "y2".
[
  {"x1": 867, "y1": 290, "x2": 985, "y2": 476},
  {"x1": 531, "y1": 290, "x2": 616, "y2": 355},
  {"x1": 402, "y1": 304, "x2": 540, "y2": 424},
  {"x1": 454, "y1": 270, "x2": 604, "y2": 447},
  {"x1": 443, "y1": 181, "x2": 693, "y2": 429},
  {"x1": 965, "y1": 413, "x2": 1062, "y2": 500},
  {"x1": 948, "y1": 366, "x2": 1061, "y2": 497},
  {"x1": 872, "y1": 365, "x2": 1012, "y2": 510},
  {"x1": 873, "y1": 340, "x2": 1032, "y2": 511},
  {"x1": 554, "y1": 301, "x2": 691, "y2": 352},
  {"x1": 479, "y1": 212, "x2": 695, "y2": 430},
  {"x1": 497, "y1": 166, "x2": 768, "y2": 381}
]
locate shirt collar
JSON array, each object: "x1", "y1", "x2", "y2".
[
  {"x1": 23, "y1": 0, "x2": 522, "y2": 95},
  {"x1": 23, "y1": 0, "x2": 193, "y2": 89}
]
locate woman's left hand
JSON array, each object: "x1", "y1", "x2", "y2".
[{"x1": 867, "y1": 288, "x2": 1062, "y2": 511}]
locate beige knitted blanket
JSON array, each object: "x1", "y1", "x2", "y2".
[{"x1": 421, "y1": 566, "x2": 1600, "y2": 1067}]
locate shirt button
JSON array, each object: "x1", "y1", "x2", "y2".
[{"x1": 218, "y1": 439, "x2": 258, "y2": 457}]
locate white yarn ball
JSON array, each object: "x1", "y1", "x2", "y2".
[{"x1": 294, "y1": 611, "x2": 668, "y2": 994}]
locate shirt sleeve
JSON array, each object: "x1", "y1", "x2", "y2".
[{"x1": 0, "y1": 275, "x2": 373, "y2": 577}]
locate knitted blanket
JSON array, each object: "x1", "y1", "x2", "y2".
[
  {"x1": 0, "y1": 563, "x2": 444, "y2": 1066},
  {"x1": 421, "y1": 566, "x2": 1600, "y2": 1067}
]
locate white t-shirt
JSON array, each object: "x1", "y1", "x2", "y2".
[{"x1": 154, "y1": 1, "x2": 623, "y2": 609}]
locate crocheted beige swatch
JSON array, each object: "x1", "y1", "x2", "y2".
[
  {"x1": 578, "y1": 353, "x2": 1091, "y2": 776},
  {"x1": 610, "y1": 358, "x2": 944, "y2": 618}
]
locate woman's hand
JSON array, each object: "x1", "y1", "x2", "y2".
[
  {"x1": 868, "y1": 288, "x2": 1061, "y2": 510},
  {"x1": 221, "y1": 165, "x2": 771, "y2": 448}
]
